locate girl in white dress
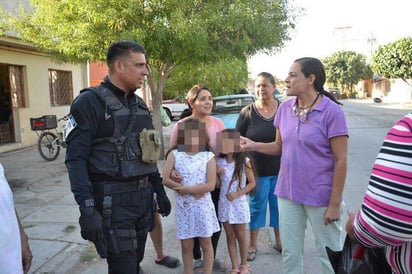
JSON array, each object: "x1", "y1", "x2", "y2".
[
  {"x1": 163, "y1": 118, "x2": 220, "y2": 274},
  {"x1": 216, "y1": 129, "x2": 257, "y2": 274}
]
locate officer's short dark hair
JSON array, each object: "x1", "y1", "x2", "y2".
[{"x1": 107, "y1": 41, "x2": 146, "y2": 69}]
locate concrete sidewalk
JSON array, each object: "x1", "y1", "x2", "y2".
[
  {"x1": 1, "y1": 146, "x2": 87, "y2": 273},
  {"x1": 0, "y1": 121, "x2": 322, "y2": 274}
]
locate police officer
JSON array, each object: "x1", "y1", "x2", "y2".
[{"x1": 65, "y1": 41, "x2": 171, "y2": 274}]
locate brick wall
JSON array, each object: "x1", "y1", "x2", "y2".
[{"x1": 89, "y1": 61, "x2": 108, "y2": 87}]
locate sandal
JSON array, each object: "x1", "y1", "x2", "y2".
[
  {"x1": 155, "y1": 255, "x2": 180, "y2": 268},
  {"x1": 230, "y1": 269, "x2": 240, "y2": 273},
  {"x1": 247, "y1": 250, "x2": 257, "y2": 262},
  {"x1": 213, "y1": 258, "x2": 227, "y2": 272},
  {"x1": 193, "y1": 259, "x2": 204, "y2": 274},
  {"x1": 273, "y1": 244, "x2": 283, "y2": 253},
  {"x1": 240, "y1": 264, "x2": 251, "y2": 274}
]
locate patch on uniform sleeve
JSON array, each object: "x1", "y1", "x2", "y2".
[{"x1": 64, "y1": 114, "x2": 77, "y2": 139}]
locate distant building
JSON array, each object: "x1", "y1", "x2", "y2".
[{"x1": 357, "y1": 78, "x2": 412, "y2": 103}]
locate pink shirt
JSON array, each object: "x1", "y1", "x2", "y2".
[
  {"x1": 169, "y1": 116, "x2": 225, "y2": 153},
  {"x1": 352, "y1": 113, "x2": 412, "y2": 273}
]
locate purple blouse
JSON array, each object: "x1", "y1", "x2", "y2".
[{"x1": 274, "y1": 95, "x2": 348, "y2": 206}]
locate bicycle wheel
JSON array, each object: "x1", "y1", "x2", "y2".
[{"x1": 37, "y1": 132, "x2": 60, "y2": 161}]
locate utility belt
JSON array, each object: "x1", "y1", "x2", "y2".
[{"x1": 93, "y1": 177, "x2": 150, "y2": 197}]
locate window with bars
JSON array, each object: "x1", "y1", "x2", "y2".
[
  {"x1": 9, "y1": 65, "x2": 25, "y2": 108},
  {"x1": 48, "y1": 69, "x2": 73, "y2": 106}
]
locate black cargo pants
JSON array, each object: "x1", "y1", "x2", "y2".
[{"x1": 94, "y1": 180, "x2": 155, "y2": 274}]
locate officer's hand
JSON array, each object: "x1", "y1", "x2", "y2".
[
  {"x1": 156, "y1": 194, "x2": 171, "y2": 217},
  {"x1": 79, "y1": 207, "x2": 107, "y2": 258}
]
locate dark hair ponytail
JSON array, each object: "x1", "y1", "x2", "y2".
[
  {"x1": 319, "y1": 89, "x2": 342, "y2": 106},
  {"x1": 295, "y1": 57, "x2": 342, "y2": 106}
]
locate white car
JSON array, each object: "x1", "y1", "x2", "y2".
[{"x1": 162, "y1": 96, "x2": 188, "y2": 120}]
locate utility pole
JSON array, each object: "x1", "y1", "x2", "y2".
[
  {"x1": 333, "y1": 26, "x2": 353, "y2": 50},
  {"x1": 367, "y1": 33, "x2": 377, "y2": 56}
]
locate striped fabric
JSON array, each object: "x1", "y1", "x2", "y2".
[{"x1": 353, "y1": 112, "x2": 412, "y2": 274}]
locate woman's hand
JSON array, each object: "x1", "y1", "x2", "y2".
[
  {"x1": 173, "y1": 185, "x2": 205, "y2": 199},
  {"x1": 193, "y1": 194, "x2": 205, "y2": 199},
  {"x1": 20, "y1": 230, "x2": 32, "y2": 274},
  {"x1": 324, "y1": 204, "x2": 341, "y2": 225},
  {"x1": 15, "y1": 210, "x2": 33, "y2": 274},
  {"x1": 173, "y1": 184, "x2": 189, "y2": 195},
  {"x1": 170, "y1": 169, "x2": 182, "y2": 183},
  {"x1": 217, "y1": 167, "x2": 225, "y2": 176},
  {"x1": 240, "y1": 136, "x2": 255, "y2": 152},
  {"x1": 345, "y1": 211, "x2": 356, "y2": 239},
  {"x1": 226, "y1": 192, "x2": 239, "y2": 201}
]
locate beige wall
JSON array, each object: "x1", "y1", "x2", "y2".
[{"x1": 0, "y1": 46, "x2": 87, "y2": 152}]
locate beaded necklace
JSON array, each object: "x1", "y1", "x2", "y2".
[{"x1": 291, "y1": 92, "x2": 320, "y2": 122}]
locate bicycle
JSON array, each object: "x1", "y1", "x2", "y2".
[{"x1": 30, "y1": 115, "x2": 69, "y2": 161}]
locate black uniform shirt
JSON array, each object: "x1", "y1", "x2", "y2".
[{"x1": 65, "y1": 77, "x2": 161, "y2": 206}]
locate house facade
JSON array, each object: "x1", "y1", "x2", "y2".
[
  {"x1": 356, "y1": 78, "x2": 412, "y2": 103},
  {"x1": 0, "y1": 36, "x2": 88, "y2": 153},
  {"x1": 0, "y1": 0, "x2": 88, "y2": 153}
]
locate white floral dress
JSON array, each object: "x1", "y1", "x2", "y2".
[
  {"x1": 217, "y1": 157, "x2": 250, "y2": 224},
  {"x1": 173, "y1": 150, "x2": 220, "y2": 239}
]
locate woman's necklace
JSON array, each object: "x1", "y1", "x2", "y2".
[
  {"x1": 297, "y1": 93, "x2": 320, "y2": 110},
  {"x1": 292, "y1": 92, "x2": 320, "y2": 121}
]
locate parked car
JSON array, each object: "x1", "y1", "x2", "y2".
[
  {"x1": 328, "y1": 88, "x2": 342, "y2": 99},
  {"x1": 273, "y1": 89, "x2": 284, "y2": 102},
  {"x1": 211, "y1": 94, "x2": 256, "y2": 128},
  {"x1": 162, "y1": 96, "x2": 188, "y2": 120}
]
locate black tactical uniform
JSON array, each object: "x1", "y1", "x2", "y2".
[{"x1": 65, "y1": 77, "x2": 170, "y2": 274}]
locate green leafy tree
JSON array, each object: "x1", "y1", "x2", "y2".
[
  {"x1": 1, "y1": 0, "x2": 295, "y2": 135},
  {"x1": 323, "y1": 50, "x2": 372, "y2": 96},
  {"x1": 371, "y1": 37, "x2": 412, "y2": 83},
  {"x1": 164, "y1": 58, "x2": 249, "y2": 99}
]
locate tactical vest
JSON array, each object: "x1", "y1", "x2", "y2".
[{"x1": 87, "y1": 86, "x2": 157, "y2": 178}]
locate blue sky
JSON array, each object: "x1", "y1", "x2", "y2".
[{"x1": 248, "y1": 0, "x2": 412, "y2": 80}]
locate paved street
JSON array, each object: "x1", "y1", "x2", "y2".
[
  {"x1": 1, "y1": 146, "x2": 319, "y2": 274},
  {"x1": 0, "y1": 99, "x2": 410, "y2": 274}
]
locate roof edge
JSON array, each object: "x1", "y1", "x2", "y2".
[{"x1": 0, "y1": 35, "x2": 42, "y2": 54}]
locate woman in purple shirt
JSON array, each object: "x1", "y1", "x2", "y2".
[{"x1": 240, "y1": 57, "x2": 348, "y2": 274}]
